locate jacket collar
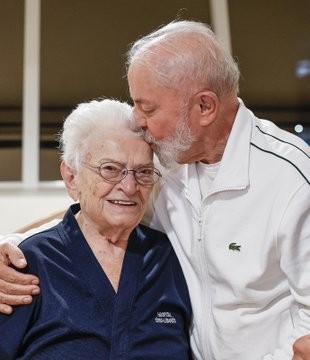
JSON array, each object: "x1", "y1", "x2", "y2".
[
  {"x1": 166, "y1": 99, "x2": 254, "y2": 204},
  {"x1": 210, "y1": 98, "x2": 252, "y2": 193}
]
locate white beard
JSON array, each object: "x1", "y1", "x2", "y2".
[{"x1": 141, "y1": 116, "x2": 196, "y2": 169}]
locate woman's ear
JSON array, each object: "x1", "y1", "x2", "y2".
[
  {"x1": 60, "y1": 161, "x2": 79, "y2": 201},
  {"x1": 197, "y1": 91, "x2": 219, "y2": 126}
]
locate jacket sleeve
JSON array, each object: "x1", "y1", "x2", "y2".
[
  {"x1": 264, "y1": 182, "x2": 310, "y2": 359},
  {"x1": 0, "y1": 233, "x2": 25, "y2": 246},
  {"x1": 0, "y1": 219, "x2": 61, "y2": 246}
]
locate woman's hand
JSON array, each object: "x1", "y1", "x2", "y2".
[{"x1": 0, "y1": 242, "x2": 40, "y2": 314}]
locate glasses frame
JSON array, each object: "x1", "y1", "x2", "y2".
[{"x1": 82, "y1": 161, "x2": 162, "y2": 186}]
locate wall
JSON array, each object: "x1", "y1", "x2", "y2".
[{"x1": 0, "y1": 187, "x2": 73, "y2": 234}]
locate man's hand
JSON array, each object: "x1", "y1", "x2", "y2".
[
  {"x1": 0, "y1": 242, "x2": 40, "y2": 315},
  {"x1": 293, "y1": 335, "x2": 310, "y2": 360}
]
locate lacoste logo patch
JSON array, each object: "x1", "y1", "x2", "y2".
[{"x1": 229, "y1": 242, "x2": 241, "y2": 251}]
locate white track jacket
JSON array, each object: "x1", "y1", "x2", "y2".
[{"x1": 147, "y1": 100, "x2": 310, "y2": 360}]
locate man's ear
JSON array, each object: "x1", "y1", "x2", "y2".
[
  {"x1": 196, "y1": 91, "x2": 219, "y2": 126},
  {"x1": 60, "y1": 161, "x2": 79, "y2": 201}
]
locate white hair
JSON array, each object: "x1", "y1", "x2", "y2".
[
  {"x1": 59, "y1": 98, "x2": 133, "y2": 170},
  {"x1": 127, "y1": 20, "x2": 240, "y2": 97}
]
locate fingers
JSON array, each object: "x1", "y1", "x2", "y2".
[
  {"x1": 0, "y1": 303, "x2": 13, "y2": 315},
  {"x1": 0, "y1": 259, "x2": 40, "y2": 315},
  {"x1": 0, "y1": 276, "x2": 40, "y2": 315},
  {"x1": 0, "y1": 242, "x2": 41, "y2": 315},
  {"x1": 293, "y1": 335, "x2": 310, "y2": 360},
  {"x1": 0, "y1": 267, "x2": 40, "y2": 308},
  {"x1": 0, "y1": 262, "x2": 39, "y2": 285},
  {"x1": 0, "y1": 292, "x2": 32, "y2": 307},
  {"x1": 0, "y1": 292, "x2": 35, "y2": 315},
  {"x1": 0, "y1": 277, "x2": 40, "y2": 296},
  {"x1": 0, "y1": 277, "x2": 40, "y2": 307},
  {"x1": 0, "y1": 242, "x2": 27, "y2": 269}
]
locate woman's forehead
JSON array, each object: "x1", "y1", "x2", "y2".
[
  {"x1": 91, "y1": 129, "x2": 146, "y2": 147},
  {"x1": 87, "y1": 132, "x2": 152, "y2": 162}
]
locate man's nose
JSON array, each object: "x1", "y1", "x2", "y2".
[{"x1": 132, "y1": 108, "x2": 147, "y2": 129}]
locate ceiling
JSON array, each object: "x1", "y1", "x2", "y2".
[
  {"x1": 0, "y1": 0, "x2": 309, "y2": 152},
  {"x1": 1, "y1": 1, "x2": 309, "y2": 111}
]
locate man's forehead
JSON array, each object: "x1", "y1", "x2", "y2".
[{"x1": 128, "y1": 64, "x2": 156, "y2": 88}]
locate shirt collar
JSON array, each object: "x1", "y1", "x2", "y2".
[{"x1": 169, "y1": 99, "x2": 254, "y2": 200}]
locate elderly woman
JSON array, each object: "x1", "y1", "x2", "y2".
[{"x1": 0, "y1": 99, "x2": 192, "y2": 359}]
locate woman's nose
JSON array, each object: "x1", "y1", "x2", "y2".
[{"x1": 119, "y1": 171, "x2": 139, "y2": 194}]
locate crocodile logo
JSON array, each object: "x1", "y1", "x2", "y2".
[{"x1": 229, "y1": 242, "x2": 241, "y2": 251}]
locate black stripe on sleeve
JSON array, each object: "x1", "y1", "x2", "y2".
[
  {"x1": 255, "y1": 125, "x2": 310, "y2": 159},
  {"x1": 250, "y1": 142, "x2": 310, "y2": 185}
]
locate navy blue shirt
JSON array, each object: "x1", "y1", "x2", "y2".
[{"x1": 0, "y1": 204, "x2": 192, "y2": 359}]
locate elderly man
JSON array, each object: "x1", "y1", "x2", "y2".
[
  {"x1": 0, "y1": 20, "x2": 309, "y2": 360},
  {"x1": 126, "y1": 20, "x2": 310, "y2": 359}
]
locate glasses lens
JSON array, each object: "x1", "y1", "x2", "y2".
[
  {"x1": 135, "y1": 167, "x2": 160, "y2": 185},
  {"x1": 99, "y1": 162, "x2": 124, "y2": 181}
]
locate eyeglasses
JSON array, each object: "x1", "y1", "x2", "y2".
[{"x1": 82, "y1": 161, "x2": 162, "y2": 186}]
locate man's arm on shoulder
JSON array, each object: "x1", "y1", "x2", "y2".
[
  {"x1": 14, "y1": 210, "x2": 65, "y2": 234},
  {"x1": 0, "y1": 210, "x2": 65, "y2": 315}
]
